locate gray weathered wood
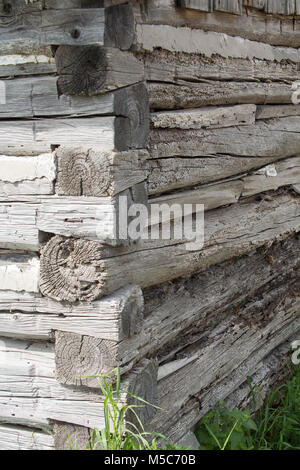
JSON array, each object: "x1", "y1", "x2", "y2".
[
  {"x1": 149, "y1": 116, "x2": 300, "y2": 159},
  {"x1": 39, "y1": 193, "x2": 300, "y2": 302},
  {"x1": 151, "y1": 104, "x2": 256, "y2": 129},
  {"x1": 256, "y1": 104, "x2": 300, "y2": 120},
  {"x1": 56, "y1": 147, "x2": 148, "y2": 197},
  {"x1": 148, "y1": 81, "x2": 294, "y2": 110},
  {"x1": 55, "y1": 46, "x2": 144, "y2": 96},
  {"x1": 0, "y1": 284, "x2": 144, "y2": 342}
]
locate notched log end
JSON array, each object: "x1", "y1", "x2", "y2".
[{"x1": 39, "y1": 235, "x2": 105, "y2": 303}]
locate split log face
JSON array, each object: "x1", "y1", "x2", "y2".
[
  {"x1": 104, "y1": 3, "x2": 135, "y2": 50},
  {"x1": 53, "y1": 422, "x2": 91, "y2": 451},
  {"x1": 39, "y1": 236, "x2": 105, "y2": 302},
  {"x1": 55, "y1": 331, "x2": 118, "y2": 387}
]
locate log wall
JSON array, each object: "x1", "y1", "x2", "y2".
[{"x1": 0, "y1": 0, "x2": 299, "y2": 449}]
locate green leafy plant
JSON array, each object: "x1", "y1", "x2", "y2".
[
  {"x1": 195, "y1": 364, "x2": 300, "y2": 450},
  {"x1": 69, "y1": 368, "x2": 186, "y2": 451}
]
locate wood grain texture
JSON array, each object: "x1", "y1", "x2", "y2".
[
  {"x1": 0, "y1": 424, "x2": 54, "y2": 450},
  {"x1": 0, "y1": 284, "x2": 144, "y2": 342},
  {"x1": 56, "y1": 147, "x2": 148, "y2": 197},
  {"x1": 39, "y1": 193, "x2": 300, "y2": 302},
  {"x1": 149, "y1": 116, "x2": 300, "y2": 159},
  {"x1": 133, "y1": 0, "x2": 300, "y2": 46},
  {"x1": 148, "y1": 81, "x2": 295, "y2": 111},
  {"x1": 55, "y1": 46, "x2": 144, "y2": 96}
]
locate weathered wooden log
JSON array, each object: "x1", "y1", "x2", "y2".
[
  {"x1": 0, "y1": 284, "x2": 144, "y2": 343},
  {"x1": 39, "y1": 193, "x2": 300, "y2": 302},
  {"x1": 256, "y1": 104, "x2": 300, "y2": 120},
  {"x1": 135, "y1": 23, "x2": 300, "y2": 62},
  {"x1": 0, "y1": 338, "x2": 158, "y2": 430},
  {"x1": 0, "y1": 424, "x2": 54, "y2": 450},
  {"x1": 148, "y1": 81, "x2": 294, "y2": 111},
  {"x1": 171, "y1": 335, "x2": 298, "y2": 446},
  {"x1": 141, "y1": 49, "x2": 300, "y2": 84},
  {"x1": 132, "y1": 0, "x2": 300, "y2": 47},
  {"x1": 149, "y1": 156, "x2": 300, "y2": 211},
  {"x1": 0, "y1": 79, "x2": 149, "y2": 147},
  {"x1": 148, "y1": 116, "x2": 300, "y2": 159},
  {"x1": 0, "y1": 154, "x2": 56, "y2": 196},
  {"x1": 0, "y1": 2, "x2": 135, "y2": 48},
  {"x1": 0, "y1": 115, "x2": 147, "y2": 156},
  {"x1": 147, "y1": 290, "x2": 300, "y2": 440},
  {"x1": 56, "y1": 147, "x2": 148, "y2": 197},
  {"x1": 151, "y1": 104, "x2": 256, "y2": 130},
  {"x1": 0, "y1": 43, "x2": 56, "y2": 78},
  {"x1": 55, "y1": 46, "x2": 144, "y2": 96},
  {"x1": 146, "y1": 154, "x2": 279, "y2": 195}
]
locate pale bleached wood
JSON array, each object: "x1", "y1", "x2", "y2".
[
  {"x1": 149, "y1": 116, "x2": 300, "y2": 159},
  {"x1": 0, "y1": 195, "x2": 121, "y2": 250},
  {"x1": 0, "y1": 154, "x2": 55, "y2": 196},
  {"x1": 39, "y1": 193, "x2": 300, "y2": 302},
  {"x1": 136, "y1": 24, "x2": 300, "y2": 62},
  {"x1": 148, "y1": 81, "x2": 294, "y2": 111},
  {"x1": 0, "y1": 424, "x2": 54, "y2": 450},
  {"x1": 0, "y1": 116, "x2": 146, "y2": 156},
  {"x1": 151, "y1": 104, "x2": 256, "y2": 130},
  {"x1": 0, "y1": 254, "x2": 39, "y2": 293},
  {"x1": 0, "y1": 284, "x2": 144, "y2": 343},
  {"x1": 0, "y1": 339, "x2": 157, "y2": 430},
  {"x1": 0, "y1": 79, "x2": 149, "y2": 148},
  {"x1": 146, "y1": 154, "x2": 279, "y2": 195},
  {"x1": 55, "y1": 46, "x2": 144, "y2": 96}
]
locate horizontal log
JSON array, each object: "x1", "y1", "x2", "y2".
[
  {"x1": 132, "y1": 0, "x2": 300, "y2": 46},
  {"x1": 149, "y1": 156, "x2": 300, "y2": 211},
  {"x1": 172, "y1": 335, "x2": 298, "y2": 445},
  {"x1": 147, "y1": 290, "x2": 300, "y2": 439},
  {"x1": 148, "y1": 116, "x2": 300, "y2": 159},
  {"x1": 0, "y1": 338, "x2": 157, "y2": 430},
  {"x1": 0, "y1": 195, "x2": 121, "y2": 250},
  {"x1": 0, "y1": 79, "x2": 149, "y2": 148},
  {"x1": 0, "y1": 253, "x2": 39, "y2": 293},
  {"x1": 146, "y1": 154, "x2": 280, "y2": 195},
  {"x1": 0, "y1": 424, "x2": 54, "y2": 450},
  {"x1": 148, "y1": 81, "x2": 295, "y2": 111},
  {"x1": 141, "y1": 49, "x2": 300, "y2": 84},
  {"x1": 0, "y1": 115, "x2": 148, "y2": 155},
  {"x1": 0, "y1": 3, "x2": 135, "y2": 48},
  {"x1": 0, "y1": 284, "x2": 144, "y2": 342},
  {"x1": 0, "y1": 43, "x2": 56, "y2": 78},
  {"x1": 55, "y1": 46, "x2": 144, "y2": 96},
  {"x1": 39, "y1": 193, "x2": 300, "y2": 302},
  {"x1": 151, "y1": 104, "x2": 256, "y2": 130},
  {"x1": 0, "y1": 153, "x2": 56, "y2": 196},
  {"x1": 135, "y1": 23, "x2": 300, "y2": 62}
]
